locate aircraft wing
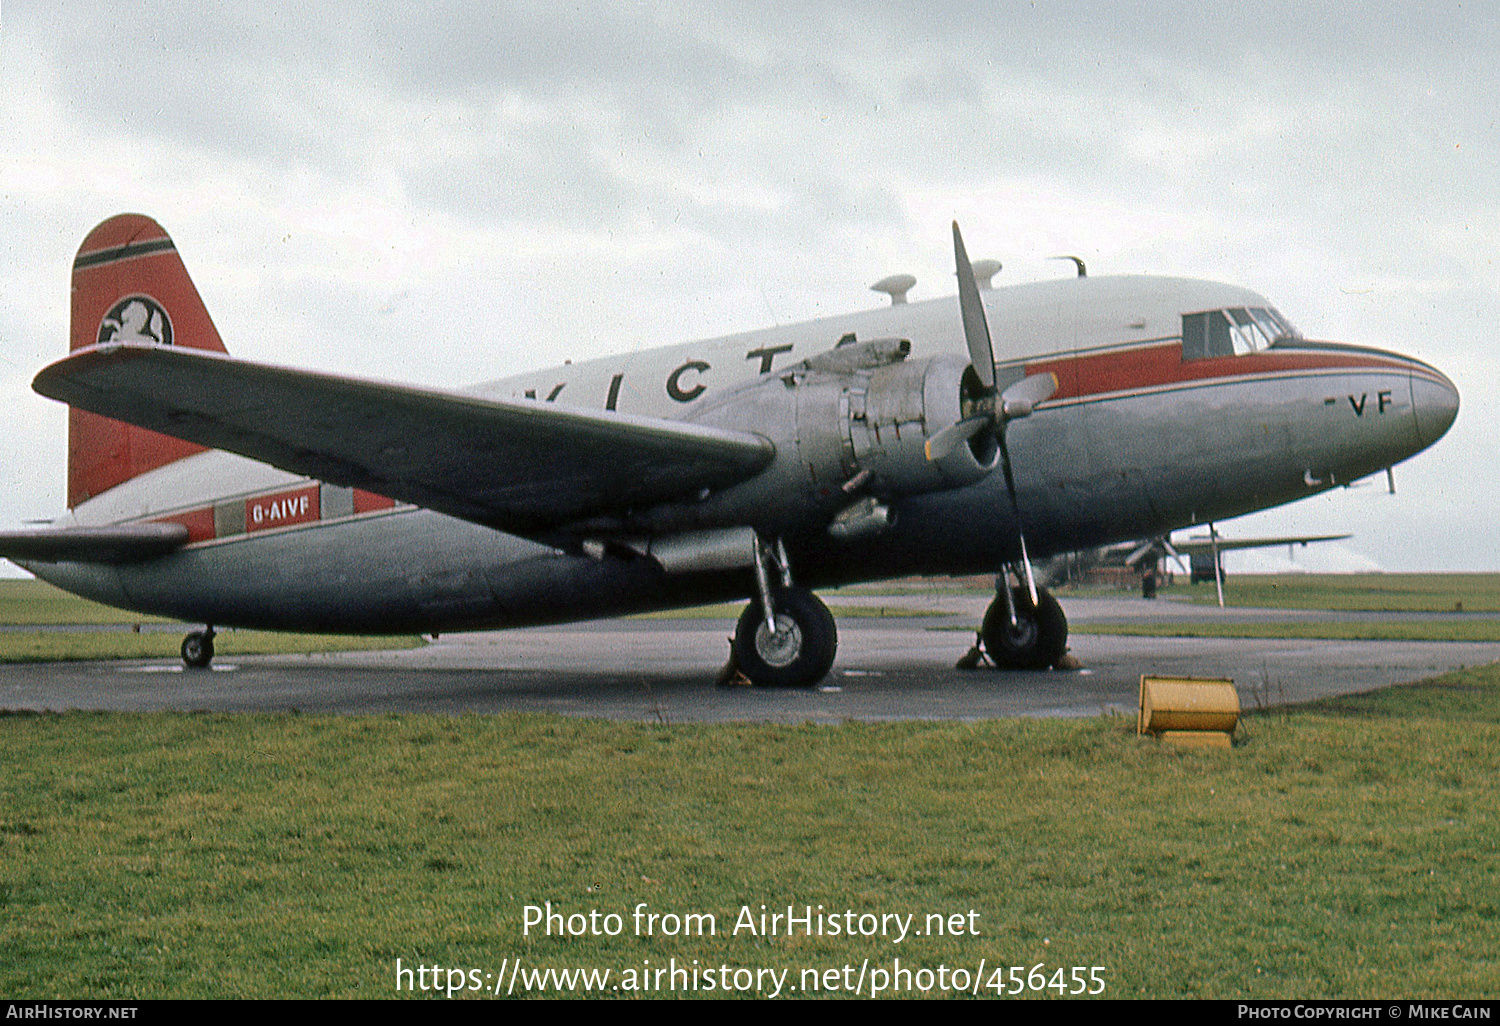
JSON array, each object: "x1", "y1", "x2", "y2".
[
  {"x1": 0, "y1": 522, "x2": 190, "y2": 564},
  {"x1": 34, "y1": 344, "x2": 775, "y2": 538},
  {"x1": 1118, "y1": 533, "x2": 1352, "y2": 566},
  {"x1": 1169, "y1": 533, "x2": 1352, "y2": 555}
]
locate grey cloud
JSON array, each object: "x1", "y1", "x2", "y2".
[{"x1": 23, "y1": 1, "x2": 1496, "y2": 233}]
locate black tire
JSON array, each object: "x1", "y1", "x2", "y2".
[
  {"x1": 732, "y1": 586, "x2": 838, "y2": 688},
  {"x1": 181, "y1": 631, "x2": 214, "y2": 669},
  {"x1": 981, "y1": 587, "x2": 1068, "y2": 670}
]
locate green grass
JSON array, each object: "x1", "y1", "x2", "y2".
[
  {"x1": 825, "y1": 575, "x2": 995, "y2": 597},
  {"x1": 3, "y1": 666, "x2": 1498, "y2": 999},
  {"x1": 632, "y1": 601, "x2": 956, "y2": 620},
  {"x1": 0, "y1": 579, "x2": 178, "y2": 626},
  {"x1": 1154, "y1": 574, "x2": 1500, "y2": 612},
  {"x1": 0, "y1": 580, "x2": 419, "y2": 661},
  {"x1": 1072, "y1": 620, "x2": 1500, "y2": 642},
  {"x1": 0, "y1": 629, "x2": 423, "y2": 663}
]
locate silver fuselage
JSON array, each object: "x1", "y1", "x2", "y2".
[{"x1": 29, "y1": 274, "x2": 1459, "y2": 633}]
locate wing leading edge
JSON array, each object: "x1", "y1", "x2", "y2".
[{"x1": 34, "y1": 344, "x2": 775, "y2": 538}]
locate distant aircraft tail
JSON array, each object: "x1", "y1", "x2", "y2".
[{"x1": 68, "y1": 214, "x2": 229, "y2": 508}]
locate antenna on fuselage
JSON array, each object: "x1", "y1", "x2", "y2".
[
  {"x1": 1051, "y1": 255, "x2": 1087, "y2": 277},
  {"x1": 970, "y1": 259, "x2": 1001, "y2": 290},
  {"x1": 871, "y1": 274, "x2": 916, "y2": 305}
]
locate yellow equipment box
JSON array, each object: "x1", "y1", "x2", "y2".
[{"x1": 1139, "y1": 675, "x2": 1240, "y2": 738}]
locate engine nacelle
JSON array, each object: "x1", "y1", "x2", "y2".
[
  {"x1": 615, "y1": 343, "x2": 1001, "y2": 540},
  {"x1": 847, "y1": 353, "x2": 999, "y2": 494}
]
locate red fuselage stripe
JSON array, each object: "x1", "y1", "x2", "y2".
[
  {"x1": 149, "y1": 488, "x2": 397, "y2": 545},
  {"x1": 1026, "y1": 341, "x2": 1436, "y2": 403}
]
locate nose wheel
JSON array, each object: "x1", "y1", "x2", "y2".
[
  {"x1": 181, "y1": 627, "x2": 215, "y2": 669},
  {"x1": 981, "y1": 586, "x2": 1067, "y2": 669}
]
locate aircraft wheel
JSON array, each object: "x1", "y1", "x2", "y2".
[
  {"x1": 181, "y1": 630, "x2": 214, "y2": 670},
  {"x1": 733, "y1": 587, "x2": 837, "y2": 688},
  {"x1": 981, "y1": 587, "x2": 1068, "y2": 670}
]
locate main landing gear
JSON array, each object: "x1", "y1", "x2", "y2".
[
  {"x1": 181, "y1": 626, "x2": 215, "y2": 669},
  {"x1": 729, "y1": 536, "x2": 838, "y2": 689},
  {"x1": 968, "y1": 576, "x2": 1069, "y2": 670}
]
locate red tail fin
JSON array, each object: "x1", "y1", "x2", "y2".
[{"x1": 68, "y1": 215, "x2": 228, "y2": 508}]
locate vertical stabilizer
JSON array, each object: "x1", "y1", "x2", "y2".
[{"x1": 69, "y1": 214, "x2": 228, "y2": 508}]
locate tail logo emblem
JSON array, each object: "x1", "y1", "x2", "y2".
[{"x1": 98, "y1": 295, "x2": 173, "y2": 346}]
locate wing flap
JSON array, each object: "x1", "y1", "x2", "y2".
[
  {"x1": 34, "y1": 344, "x2": 774, "y2": 535},
  {"x1": 0, "y1": 522, "x2": 189, "y2": 564}
]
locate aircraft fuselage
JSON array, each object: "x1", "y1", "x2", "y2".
[{"x1": 30, "y1": 272, "x2": 1458, "y2": 635}]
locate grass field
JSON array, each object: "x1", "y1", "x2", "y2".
[
  {"x1": 827, "y1": 575, "x2": 994, "y2": 597},
  {"x1": 1071, "y1": 620, "x2": 1500, "y2": 642},
  {"x1": 0, "y1": 629, "x2": 423, "y2": 663},
  {"x1": 633, "y1": 601, "x2": 955, "y2": 620},
  {"x1": 0, "y1": 579, "x2": 419, "y2": 662},
  {"x1": 0, "y1": 579, "x2": 177, "y2": 625},
  {"x1": 1126, "y1": 574, "x2": 1500, "y2": 612},
  {"x1": 2, "y1": 664, "x2": 1497, "y2": 999}
]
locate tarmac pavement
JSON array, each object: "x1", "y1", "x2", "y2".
[{"x1": 2, "y1": 594, "x2": 1497, "y2": 722}]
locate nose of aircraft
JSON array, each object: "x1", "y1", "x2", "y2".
[{"x1": 1412, "y1": 365, "x2": 1460, "y2": 447}]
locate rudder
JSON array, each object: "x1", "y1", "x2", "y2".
[{"x1": 69, "y1": 214, "x2": 228, "y2": 508}]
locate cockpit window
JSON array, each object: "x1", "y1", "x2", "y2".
[
  {"x1": 1181, "y1": 310, "x2": 1232, "y2": 359},
  {"x1": 1227, "y1": 308, "x2": 1260, "y2": 354},
  {"x1": 1182, "y1": 306, "x2": 1298, "y2": 360},
  {"x1": 1250, "y1": 307, "x2": 1299, "y2": 343}
]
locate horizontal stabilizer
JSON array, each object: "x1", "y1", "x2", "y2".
[
  {"x1": 34, "y1": 344, "x2": 775, "y2": 538},
  {"x1": 0, "y1": 522, "x2": 189, "y2": 564}
]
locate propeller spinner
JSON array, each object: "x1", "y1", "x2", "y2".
[{"x1": 927, "y1": 222, "x2": 1057, "y2": 606}]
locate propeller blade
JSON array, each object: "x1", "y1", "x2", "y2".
[
  {"x1": 999, "y1": 371, "x2": 1058, "y2": 419},
  {"x1": 952, "y1": 222, "x2": 996, "y2": 391},
  {"x1": 924, "y1": 415, "x2": 989, "y2": 462},
  {"x1": 996, "y1": 425, "x2": 1039, "y2": 606},
  {"x1": 954, "y1": 222, "x2": 1038, "y2": 605}
]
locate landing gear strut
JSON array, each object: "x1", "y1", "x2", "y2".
[
  {"x1": 731, "y1": 536, "x2": 838, "y2": 688},
  {"x1": 980, "y1": 583, "x2": 1067, "y2": 670},
  {"x1": 181, "y1": 626, "x2": 215, "y2": 669}
]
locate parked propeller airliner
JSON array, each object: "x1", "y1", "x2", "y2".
[{"x1": 0, "y1": 214, "x2": 1459, "y2": 686}]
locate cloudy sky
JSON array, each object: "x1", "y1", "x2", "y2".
[{"x1": 2, "y1": 1, "x2": 1495, "y2": 572}]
